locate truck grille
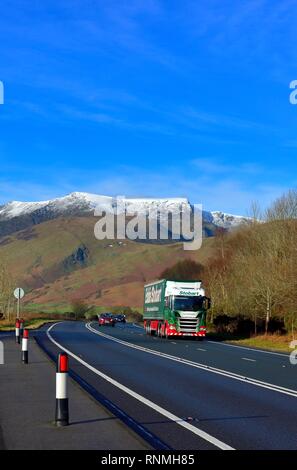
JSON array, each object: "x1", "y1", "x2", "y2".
[{"x1": 178, "y1": 318, "x2": 198, "y2": 333}]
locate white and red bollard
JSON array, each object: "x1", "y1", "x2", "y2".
[
  {"x1": 55, "y1": 352, "x2": 69, "y2": 427},
  {"x1": 15, "y1": 319, "x2": 20, "y2": 344},
  {"x1": 19, "y1": 319, "x2": 24, "y2": 338},
  {"x1": 21, "y1": 329, "x2": 29, "y2": 364}
]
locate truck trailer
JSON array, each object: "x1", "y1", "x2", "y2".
[{"x1": 143, "y1": 279, "x2": 210, "y2": 339}]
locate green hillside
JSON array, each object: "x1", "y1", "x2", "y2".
[{"x1": 0, "y1": 216, "x2": 215, "y2": 312}]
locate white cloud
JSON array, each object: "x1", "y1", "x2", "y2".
[
  {"x1": 0, "y1": 162, "x2": 294, "y2": 215},
  {"x1": 191, "y1": 158, "x2": 263, "y2": 175}
]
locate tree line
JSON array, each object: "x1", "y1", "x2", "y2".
[
  {"x1": 0, "y1": 262, "x2": 13, "y2": 320},
  {"x1": 160, "y1": 190, "x2": 297, "y2": 339}
]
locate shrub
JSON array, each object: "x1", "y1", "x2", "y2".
[
  {"x1": 160, "y1": 259, "x2": 204, "y2": 281},
  {"x1": 84, "y1": 306, "x2": 98, "y2": 321}
]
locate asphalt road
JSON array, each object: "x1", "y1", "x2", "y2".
[{"x1": 37, "y1": 321, "x2": 297, "y2": 450}]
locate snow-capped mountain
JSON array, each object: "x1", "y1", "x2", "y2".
[
  {"x1": 206, "y1": 211, "x2": 250, "y2": 228},
  {"x1": 0, "y1": 192, "x2": 191, "y2": 219},
  {"x1": 0, "y1": 192, "x2": 251, "y2": 237}
]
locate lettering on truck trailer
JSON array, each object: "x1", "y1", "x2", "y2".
[{"x1": 145, "y1": 286, "x2": 162, "y2": 303}]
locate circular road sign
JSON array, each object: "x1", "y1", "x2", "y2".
[{"x1": 14, "y1": 287, "x2": 25, "y2": 300}]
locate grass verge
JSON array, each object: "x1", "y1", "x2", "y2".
[
  {"x1": 0, "y1": 317, "x2": 60, "y2": 331},
  {"x1": 227, "y1": 334, "x2": 293, "y2": 353},
  {"x1": 207, "y1": 331, "x2": 293, "y2": 353}
]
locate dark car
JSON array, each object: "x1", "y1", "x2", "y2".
[
  {"x1": 114, "y1": 314, "x2": 126, "y2": 323},
  {"x1": 98, "y1": 313, "x2": 115, "y2": 327}
]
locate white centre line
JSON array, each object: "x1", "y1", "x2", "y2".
[
  {"x1": 241, "y1": 357, "x2": 256, "y2": 362},
  {"x1": 47, "y1": 323, "x2": 234, "y2": 451},
  {"x1": 197, "y1": 348, "x2": 206, "y2": 352}
]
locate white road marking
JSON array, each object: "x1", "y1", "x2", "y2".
[
  {"x1": 196, "y1": 348, "x2": 206, "y2": 352},
  {"x1": 241, "y1": 357, "x2": 256, "y2": 362},
  {"x1": 206, "y1": 340, "x2": 289, "y2": 358},
  {"x1": 47, "y1": 323, "x2": 234, "y2": 451},
  {"x1": 171, "y1": 342, "x2": 176, "y2": 345},
  {"x1": 86, "y1": 322, "x2": 297, "y2": 399},
  {"x1": 132, "y1": 323, "x2": 143, "y2": 330}
]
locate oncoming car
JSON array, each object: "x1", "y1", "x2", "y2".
[
  {"x1": 98, "y1": 313, "x2": 115, "y2": 327},
  {"x1": 114, "y1": 313, "x2": 126, "y2": 323}
]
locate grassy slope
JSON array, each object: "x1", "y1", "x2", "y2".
[{"x1": 0, "y1": 216, "x2": 215, "y2": 312}]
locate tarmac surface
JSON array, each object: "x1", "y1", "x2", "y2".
[{"x1": 0, "y1": 335, "x2": 150, "y2": 450}]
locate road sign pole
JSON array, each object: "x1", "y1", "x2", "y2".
[{"x1": 14, "y1": 287, "x2": 25, "y2": 321}]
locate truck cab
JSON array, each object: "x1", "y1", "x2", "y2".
[{"x1": 166, "y1": 294, "x2": 210, "y2": 335}]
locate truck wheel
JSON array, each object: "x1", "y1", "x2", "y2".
[
  {"x1": 157, "y1": 323, "x2": 161, "y2": 338},
  {"x1": 150, "y1": 325, "x2": 155, "y2": 336},
  {"x1": 165, "y1": 325, "x2": 169, "y2": 339}
]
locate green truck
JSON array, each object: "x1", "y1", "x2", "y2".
[{"x1": 143, "y1": 279, "x2": 210, "y2": 339}]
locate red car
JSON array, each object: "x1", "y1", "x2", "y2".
[{"x1": 98, "y1": 313, "x2": 115, "y2": 327}]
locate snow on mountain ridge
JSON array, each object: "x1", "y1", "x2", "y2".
[
  {"x1": 210, "y1": 211, "x2": 250, "y2": 228},
  {"x1": 0, "y1": 192, "x2": 250, "y2": 229}
]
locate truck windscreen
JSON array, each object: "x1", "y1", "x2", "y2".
[{"x1": 174, "y1": 296, "x2": 204, "y2": 312}]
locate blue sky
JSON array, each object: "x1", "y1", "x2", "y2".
[{"x1": 0, "y1": 0, "x2": 297, "y2": 214}]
